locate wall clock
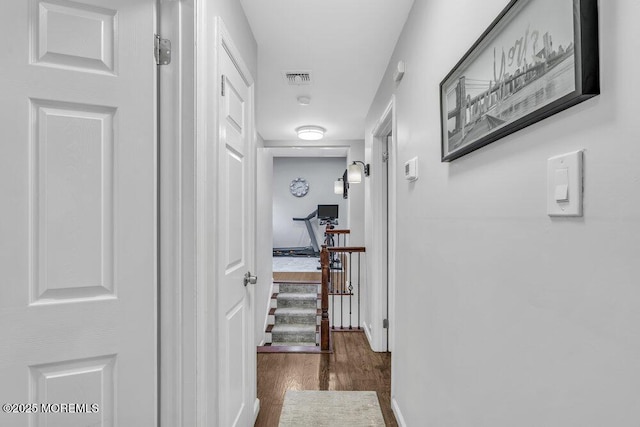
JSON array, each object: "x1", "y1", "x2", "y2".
[{"x1": 289, "y1": 177, "x2": 309, "y2": 197}]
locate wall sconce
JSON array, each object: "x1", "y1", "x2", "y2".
[
  {"x1": 334, "y1": 170, "x2": 348, "y2": 199},
  {"x1": 347, "y1": 161, "x2": 370, "y2": 184}
]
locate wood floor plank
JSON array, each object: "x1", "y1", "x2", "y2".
[
  {"x1": 273, "y1": 271, "x2": 321, "y2": 282},
  {"x1": 255, "y1": 331, "x2": 397, "y2": 426}
]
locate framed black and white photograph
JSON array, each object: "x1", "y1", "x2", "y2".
[{"x1": 440, "y1": 0, "x2": 599, "y2": 162}]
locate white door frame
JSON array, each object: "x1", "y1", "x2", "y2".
[
  {"x1": 369, "y1": 96, "x2": 397, "y2": 353},
  {"x1": 257, "y1": 145, "x2": 351, "y2": 346},
  {"x1": 158, "y1": 1, "x2": 198, "y2": 425}
]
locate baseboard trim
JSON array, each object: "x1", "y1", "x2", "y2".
[
  {"x1": 253, "y1": 398, "x2": 260, "y2": 424},
  {"x1": 391, "y1": 397, "x2": 407, "y2": 427},
  {"x1": 363, "y1": 321, "x2": 374, "y2": 348}
]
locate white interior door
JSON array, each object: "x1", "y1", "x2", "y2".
[
  {"x1": 0, "y1": 0, "x2": 157, "y2": 425},
  {"x1": 217, "y1": 36, "x2": 256, "y2": 426}
]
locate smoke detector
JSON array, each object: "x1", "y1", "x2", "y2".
[
  {"x1": 297, "y1": 96, "x2": 311, "y2": 106},
  {"x1": 284, "y1": 71, "x2": 312, "y2": 85}
]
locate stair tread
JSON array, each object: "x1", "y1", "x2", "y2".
[
  {"x1": 271, "y1": 324, "x2": 316, "y2": 332},
  {"x1": 269, "y1": 342, "x2": 316, "y2": 347},
  {"x1": 272, "y1": 292, "x2": 321, "y2": 299},
  {"x1": 275, "y1": 307, "x2": 317, "y2": 314},
  {"x1": 269, "y1": 307, "x2": 322, "y2": 316},
  {"x1": 278, "y1": 284, "x2": 319, "y2": 293},
  {"x1": 266, "y1": 324, "x2": 320, "y2": 333},
  {"x1": 277, "y1": 292, "x2": 317, "y2": 298}
]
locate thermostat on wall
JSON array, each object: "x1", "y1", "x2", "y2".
[{"x1": 404, "y1": 157, "x2": 418, "y2": 181}]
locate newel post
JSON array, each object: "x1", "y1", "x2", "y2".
[{"x1": 320, "y1": 245, "x2": 330, "y2": 351}]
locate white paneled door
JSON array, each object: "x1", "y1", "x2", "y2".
[
  {"x1": 217, "y1": 37, "x2": 256, "y2": 426},
  {"x1": 0, "y1": 0, "x2": 157, "y2": 426}
]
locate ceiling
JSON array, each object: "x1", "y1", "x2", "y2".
[{"x1": 239, "y1": 0, "x2": 415, "y2": 142}]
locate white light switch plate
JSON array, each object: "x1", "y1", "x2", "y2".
[{"x1": 547, "y1": 150, "x2": 583, "y2": 216}]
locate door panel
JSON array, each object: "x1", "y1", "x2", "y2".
[
  {"x1": 223, "y1": 302, "x2": 246, "y2": 425},
  {"x1": 32, "y1": 0, "x2": 117, "y2": 74},
  {"x1": 31, "y1": 100, "x2": 116, "y2": 301},
  {"x1": 225, "y1": 148, "x2": 245, "y2": 270},
  {"x1": 218, "y1": 42, "x2": 253, "y2": 427},
  {"x1": 0, "y1": 0, "x2": 156, "y2": 425},
  {"x1": 226, "y1": 83, "x2": 245, "y2": 131}
]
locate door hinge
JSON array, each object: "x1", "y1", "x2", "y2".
[
  {"x1": 382, "y1": 152, "x2": 389, "y2": 162},
  {"x1": 154, "y1": 34, "x2": 171, "y2": 65},
  {"x1": 383, "y1": 318, "x2": 389, "y2": 329},
  {"x1": 221, "y1": 75, "x2": 225, "y2": 96}
]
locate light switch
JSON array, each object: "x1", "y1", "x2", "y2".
[
  {"x1": 547, "y1": 150, "x2": 583, "y2": 217},
  {"x1": 554, "y1": 184, "x2": 569, "y2": 202},
  {"x1": 554, "y1": 169, "x2": 569, "y2": 202}
]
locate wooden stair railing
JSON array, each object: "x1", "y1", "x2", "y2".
[
  {"x1": 327, "y1": 246, "x2": 366, "y2": 331},
  {"x1": 320, "y1": 245, "x2": 330, "y2": 351},
  {"x1": 320, "y1": 242, "x2": 367, "y2": 347}
]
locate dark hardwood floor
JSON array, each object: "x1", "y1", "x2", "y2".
[
  {"x1": 273, "y1": 271, "x2": 321, "y2": 282},
  {"x1": 255, "y1": 331, "x2": 397, "y2": 426}
]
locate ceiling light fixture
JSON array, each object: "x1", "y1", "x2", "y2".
[{"x1": 296, "y1": 125, "x2": 325, "y2": 141}]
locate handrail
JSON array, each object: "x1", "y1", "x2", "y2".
[
  {"x1": 327, "y1": 246, "x2": 366, "y2": 253},
  {"x1": 320, "y1": 245, "x2": 330, "y2": 351},
  {"x1": 325, "y1": 229, "x2": 350, "y2": 235}
]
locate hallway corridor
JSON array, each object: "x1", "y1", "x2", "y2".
[{"x1": 255, "y1": 331, "x2": 396, "y2": 426}]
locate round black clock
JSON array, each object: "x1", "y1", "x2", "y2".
[{"x1": 289, "y1": 178, "x2": 309, "y2": 197}]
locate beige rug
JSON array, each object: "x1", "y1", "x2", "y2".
[{"x1": 279, "y1": 390, "x2": 385, "y2": 426}]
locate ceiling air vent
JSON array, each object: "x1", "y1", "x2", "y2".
[{"x1": 284, "y1": 71, "x2": 312, "y2": 85}]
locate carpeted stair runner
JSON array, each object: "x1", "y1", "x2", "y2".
[{"x1": 270, "y1": 283, "x2": 318, "y2": 346}]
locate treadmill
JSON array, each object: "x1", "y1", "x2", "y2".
[{"x1": 272, "y1": 209, "x2": 320, "y2": 257}]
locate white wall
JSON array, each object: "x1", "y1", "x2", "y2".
[
  {"x1": 273, "y1": 157, "x2": 347, "y2": 249},
  {"x1": 365, "y1": 1, "x2": 640, "y2": 426}
]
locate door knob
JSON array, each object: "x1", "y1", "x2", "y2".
[{"x1": 244, "y1": 271, "x2": 257, "y2": 286}]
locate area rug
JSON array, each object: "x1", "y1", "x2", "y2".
[{"x1": 279, "y1": 390, "x2": 385, "y2": 426}]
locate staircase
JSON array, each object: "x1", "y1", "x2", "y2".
[{"x1": 266, "y1": 281, "x2": 320, "y2": 347}]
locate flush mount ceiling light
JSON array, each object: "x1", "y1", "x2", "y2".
[{"x1": 296, "y1": 125, "x2": 325, "y2": 141}]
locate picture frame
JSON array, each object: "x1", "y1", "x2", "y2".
[{"x1": 440, "y1": 0, "x2": 599, "y2": 162}]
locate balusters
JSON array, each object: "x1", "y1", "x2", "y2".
[
  {"x1": 320, "y1": 246, "x2": 330, "y2": 351},
  {"x1": 321, "y1": 228, "x2": 366, "y2": 335}
]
